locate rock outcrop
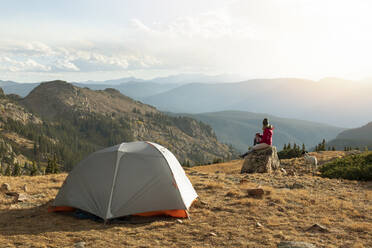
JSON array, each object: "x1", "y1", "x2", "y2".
[{"x1": 241, "y1": 146, "x2": 280, "y2": 173}]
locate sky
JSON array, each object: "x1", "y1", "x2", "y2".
[{"x1": 1, "y1": 0, "x2": 372, "y2": 82}]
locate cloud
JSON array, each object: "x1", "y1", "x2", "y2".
[
  {"x1": 0, "y1": 57, "x2": 51, "y2": 72},
  {"x1": 0, "y1": 40, "x2": 161, "y2": 73},
  {"x1": 1, "y1": 0, "x2": 372, "y2": 80}
]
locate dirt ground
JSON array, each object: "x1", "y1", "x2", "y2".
[{"x1": 0, "y1": 151, "x2": 371, "y2": 248}]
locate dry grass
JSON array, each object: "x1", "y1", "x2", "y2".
[{"x1": 0, "y1": 151, "x2": 371, "y2": 247}]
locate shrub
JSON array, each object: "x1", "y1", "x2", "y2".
[
  {"x1": 319, "y1": 152, "x2": 372, "y2": 181},
  {"x1": 278, "y1": 143, "x2": 304, "y2": 159}
]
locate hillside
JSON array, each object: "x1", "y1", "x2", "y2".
[
  {"x1": 0, "y1": 88, "x2": 44, "y2": 173},
  {"x1": 177, "y1": 111, "x2": 344, "y2": 152},
  {"x1": 327, "y1": 122, "x2": 372, "y2": 150},
  {"x1": 20, "y1": 81, "x2": 236, "y2": 166},
  {"x1": 143, "y1": 78, "x2": 372, "y2": 127},
  {"x1": 0, "y1": 151, "x2": 371, "y2": 247}
]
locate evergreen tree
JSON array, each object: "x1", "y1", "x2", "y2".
[
  {"x1": 321, "y1": 139, "x2": 326, "y2": 151},
  {"x1": 30, "y1": 161, "x2": 38, "y2": 176},
  {"x1": 45, "y1": 159, "x2": 53, "y2": 174},
  {"x1": 332, "y1": 146, "x2": 336, "y2": 151},
  {"x1": 12, "y1": 162, "x2": 21, "y2": 176},
  {"x1": 283, "y1": 144, "x2": 287, "y2": 150},
  {"x1": 302, "y1": 143, "x2": 306, "y2": 153},
  {"x1": 4, "y1": 165, "x2": 11, "y2": 176}
]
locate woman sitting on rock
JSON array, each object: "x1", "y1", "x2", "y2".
[{"x1": 240, "y1": 118, "x2": 274, "y2": 158}]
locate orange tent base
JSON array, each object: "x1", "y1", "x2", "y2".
[
  {"x1": 48, "y1": 206, "x2": 75, "y2": 212},
  {"x1": 48, "y1": 206, "x2": 188, "y2": 218},
  {"x1": 134, "y1": 209, "x2": 188, "y2": 218}
]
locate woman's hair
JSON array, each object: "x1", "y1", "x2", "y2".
[{"x1": 262, "y1": 118, "x2": 273, "y2": 129}]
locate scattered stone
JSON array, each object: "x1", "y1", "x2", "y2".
[
  {"x1": 17, "y1": 193, "x2": 28, "y2": 202},
  {"x1": 22, "y1": 184, "x2": 28, "y2": 192},
  {"x1": 255, "y1": 222, "x2": 263, "y2": 228},
  {"x1": 289, "y1": 183, "x2": 305, "y2": 189},
  {"x1": 280, "y1": 168, "x2": 287, "y2": 174},
  {"x1": 239, "y1": 178, "x2": 249, "y2": 184},
  {"x1": 176, "y1": 219, "x2": 183, "y2": 224},
  {"x1": 247, "y1": 188, "x2": 265, "y2": 198},
  {"x1": 241, "y1": 146, "x2": 280, "y2": 174},
  {"x1": 74, "y1": 241, "x2": 86, "y2": 248},
  {"x1": 5, "y1": 191, "x2": 18, "y2": 197},
  {"x1": 209, "y1": 232, "x2": 217, "y2": 237},
  {"x1": 277, "y1": 241, "x2": 316, "y2": 248},
  {"x1": 1, "y1": 183, "x2": 10, "y2": 191},
  {"x1": 287, "y1": 170, "x2": 297, "y2": 176},
  {"x1": 306, "y1": 223, "x2": 329, "y2": 233}
]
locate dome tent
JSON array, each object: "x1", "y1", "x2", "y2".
[{"x1": 50, "y1": 141, "x2": 198, "y2": 220}]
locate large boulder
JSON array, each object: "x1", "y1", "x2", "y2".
[{"x1": 241, "y1": 146, "x2": 280, "y2": 173}]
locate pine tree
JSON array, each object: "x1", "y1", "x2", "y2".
[
  {"x1": 4, "y1": 165, "x2": 11, "y2": 176},
  {"x1": 283, "y1": 144, "x2": 287, "y2": 150},
  {"x1": 30, "y1": 161, "x2": 38, "y2": 176},
  {"x1": 321, "y1": 139, "x2": 326, "y2": 151},
  {"x1": 287, "y1": 143, "x2": 291, "y2": 150},
  {"x1": 332, "y1": 146, "x2": 336, "y2": 151},
  {"x1": 45, "y1": 159, "x2": 53, "y2": 174},
  {"x1": 302, "y1": 143, "x2": 306, "y2": 153},
  {"x1": 12, "y1": 163, "x2": 21, "y2": 176}
]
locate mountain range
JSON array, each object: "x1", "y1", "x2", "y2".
[
  {"x1": 143, "y1": 78, "x2": 372, "y2": 128},
  {"x1": 176, "y1": 111, "x2": 345, "y2": 152},
  {"x1": 0, "y1": 81, "x2": 236, "y2": 173},
  {"x1": 326, "y1": 122, "x2": 372, "y2": 150},
  {"x1": 3, "y1": 76, "x2": 370, "y2": 127}
]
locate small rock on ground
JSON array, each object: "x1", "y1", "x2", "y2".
[
  {"x1": 1, "y1": 183, "x2": 10, "y2": 191},
  {"x1": 289, "y1": 183, "x2": 305, "y2": 189},
  {"x1": 306, "y1": 223, "x2": 329, "y2": 233},
  {"x1": 278, "y1": 241, "x2": 316, "y2": 248},
  {"x1": 74, "y1": 241, "x2": 86, "y2": 248},
  {"x1": 255, "y1": 222, "x2": 263, "y2": 228},
  {"x1": 247, "y1": 188, "x2": 265, "y2": 198},
  {"x1": 17, "y1": 193, "x2": 28, "y2": 202}
]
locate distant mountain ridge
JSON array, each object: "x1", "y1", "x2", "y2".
[
  {"x1": 2, "y1": 76, "x2": 371, "y2": 127},
  {"x1": 143, "y1": 78, "x2": 372, "y2": 127},
  {"x1": 0, "y1": 73, "x2": 244, "y2": 98},
  {"x1": 327, "y1": 122, "x2": 372, "y2": 150},
  {"x1": 176, "y1": 111, "x2": 345, "y2": 152}
]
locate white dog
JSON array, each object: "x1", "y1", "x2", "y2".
[{"x1": 303, "y1": 152, "x2": 318, "y2": 173}]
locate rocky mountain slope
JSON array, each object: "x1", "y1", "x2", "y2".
[
  {"x1": 0, "y1": 88, "x2": 44, "y2": 173},
  {"x1": 20, "y1": 81, "x2": 236, "y2": 167}
]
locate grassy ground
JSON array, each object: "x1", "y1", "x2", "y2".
[{"x1": 0, "y1": 151, "x2": 371, "y2": 247}]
